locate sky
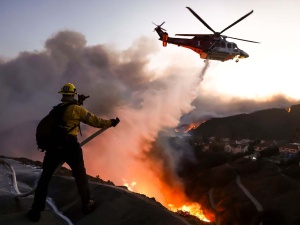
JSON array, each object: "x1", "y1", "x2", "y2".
[
  {"x1": 1, "y1": 0, "x2": 300, "y2": 101},
  {"x1": 1, "y1": 0, "x2": 300, "y2": 210}
]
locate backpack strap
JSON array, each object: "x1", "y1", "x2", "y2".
[
  {"x1": 52, "y1": 102, "x2": 81, "y2": 135},
  {"x1": 67, "y1": 123, "x2": 82, "y2": 136}
]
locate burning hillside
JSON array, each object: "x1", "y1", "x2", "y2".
[
  {"x1": 175, "y1": 121, "x2": 206, "y2": 134},
  {"x1": 3, "y1": 156, "x2": 210, "y2": 224},
  {"x1": 122, "y1": 177, "x2": 209, "y2": 222},
  {"x1": 0, "y1": 30, "x2": 213, "y2": 224},
  {"x1": 2, "y1": 29, "x2": 298, "y2": 225},
  {"x1": 0, "y1": 157, "x2": 210, "y2": 225}
]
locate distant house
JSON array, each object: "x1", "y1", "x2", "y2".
[
  {"x1": 208, "y1": 137, "x2": 216, "y2": 142},
  {"x1": 254, "y1": 140, "x2": 276, "y2": 152},
  {"x1": 225, "y1": 142, "x2": 248, "y2": 154},
  {"x1": 220, "y1": 138, "x2": 230, "y2": 143},
  {"x1": 279, "y1": 143, "x2": 300, "y2": 157},
  {"x1": 236, "y1": 139, "x2": 251, "y2": 145},
  {"x1": 202, "y1": 143, "x2": 210, "y2": 152}
]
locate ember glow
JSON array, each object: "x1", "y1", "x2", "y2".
[
  {"x1": 168, "y1": 203, "x2": 210, "y2": 222},
  {"x1": 123, "y1": 178, "x2": 137, "y2": 191},
  {"x1": 175, "y1": 120, "x2": 205, "y2": 133},
  {"x1": 286, "y1": 107, "x2": 291, "y2": 113},
  {"x1": 185, "y1": 121, "x2": 205, "y2": 133},
  {"x1": 123, "y1": 179, "x2": 210, "y2": 222}
]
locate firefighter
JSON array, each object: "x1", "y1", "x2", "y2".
[{"x1": 27, "y1": 83, "x2": 120, "y2": 222}]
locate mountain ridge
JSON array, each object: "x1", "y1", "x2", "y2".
[{"x1": 190, "y1": 104, "x2": 300, "y2": 140}]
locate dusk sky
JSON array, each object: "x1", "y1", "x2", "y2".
[
  {"x1": 1, "y1": 0, "x2": 300, "y2": 208},
  {"x1": 1, "y1": 0, "x2": 300, "y2": 100}
]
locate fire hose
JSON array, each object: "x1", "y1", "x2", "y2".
[
  {"x1": 0, "y1": 159, "x2": 74, "y2": 225},
  {"x1": 0, "y1": 127, "x2": 109, "y2": 224}
]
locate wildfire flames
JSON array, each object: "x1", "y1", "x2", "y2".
[
  {"x1": 175, "y1": 121, "x2": 205, "y2": 133},
  {"x1": 123, "y1": 179, "x2": 137, "y2": 191},
  {"x1": 286, "y1": 107, "x2": 291, "y2": 113},
  {"x1": 123, "y1": 179, "x2": 210, "y2": 222},
  {"x1": 168, "y1": 203, "x2": 210, "y2": 222}
]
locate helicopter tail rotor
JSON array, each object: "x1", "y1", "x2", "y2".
[
  {"x1": 152, "y1": 22, "x2": 166, "y2": 32},
  {"x1": 153, "y1": 22, "x2": 169, "y2": 46}
]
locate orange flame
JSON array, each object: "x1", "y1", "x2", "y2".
[
  {"x1": 185, "y1": 121, "x2": 203, "y2": 133},
  {"x1": 168, "y1": 203, "x2": 210, "y2": 222},
  {"x1": 123, "y1": 179, "x2": 210, "y2": 222},
  {"x1": 123, "y1": 178, "x2": 137, "y2": 191},
  {"x1": 285, "y1": 107, "x2": 291, "y2": 113},
  {"x1": 175, "y1": 120, "x2": 205, "y2": 133}
]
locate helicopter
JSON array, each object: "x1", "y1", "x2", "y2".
[{"x1": 154, "y1": 7, "x2": 260, "y2": 62}]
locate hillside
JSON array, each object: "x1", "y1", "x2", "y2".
[
  {"x1": 2, "y1": 104, "x2": 300, "y2": 225},
  {"x1": 0, "y1": 157, "x2": 206, "y2": 225},
  {"x1": 190, "y1": 104, "x2": 300, "y2": 140}
]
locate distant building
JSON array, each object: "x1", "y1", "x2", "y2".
[
  {"x1": 224, "y1": 142, "x2": 248, "y2": 154},
  {"x1": 208, "y1": 137, "x2": 216, "y2": 142},
  {"x1": 236, "y1": 139, "x2": 251, "y2": 145},
  {"x1": 220, "y1": 137, "x2": 230, "y2": 143},
  {"x1": 254, "y1": 140, "x2": 277, "y2": 152},
  {"x1": 279, "y1": 143, "x2": 300, "y2": 158},
  {"x1": 202, "y1": 143, "x2": 210, "y2": 152}
]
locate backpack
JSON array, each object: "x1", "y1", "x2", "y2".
[{"x1": 36, "y1": 102, "x2": 77, "y2": 151}]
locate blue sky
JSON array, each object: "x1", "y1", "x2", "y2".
[{"x1": 1, "y1": 0, "x2": 300, "y2": 100}]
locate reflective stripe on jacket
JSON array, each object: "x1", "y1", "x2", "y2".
[{"x1": 62, "y1": 104, "x2": 112, "y2": 136}]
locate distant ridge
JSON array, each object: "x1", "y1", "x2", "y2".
[{"x1": 190, "y1": 104, "x2": 300, "y2": 140}]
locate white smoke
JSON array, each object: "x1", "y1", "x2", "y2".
[{"x1": 0, "y1": 30, "x2": 209, "y2": 204}]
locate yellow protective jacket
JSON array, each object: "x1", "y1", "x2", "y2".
[{"x1": 62, "y1": 102, "x2": 112, "y2": 136}]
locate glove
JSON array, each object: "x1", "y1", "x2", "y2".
[
  {"x1": 110, "y1": 117, "x2": 120, "y2": 127},
  {"x1": 77, "y1": 94, "x2": 90, "y2": 105}
]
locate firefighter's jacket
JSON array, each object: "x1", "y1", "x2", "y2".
[{"x1": 62, "y1": 103, "x2": 112, "y2": 136}]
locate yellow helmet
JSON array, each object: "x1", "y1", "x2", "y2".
[{"x1": 58, "y1": 83, "x2": 77, "y2": 95}]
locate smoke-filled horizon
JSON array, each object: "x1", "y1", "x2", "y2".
[{"x1": 0, "y1": 30, "x2": 298, "y2": 207}]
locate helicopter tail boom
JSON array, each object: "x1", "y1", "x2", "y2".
[
  {"x1": 153, "y1": 22, "x2": 169, "y2": 47},
  {"x1": 162, "y1": 33, "x2": 168, "y2": 47}
]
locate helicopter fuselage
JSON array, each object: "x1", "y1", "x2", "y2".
[
  {"x1": 154, "y1": 7, "x2": 259, "y2": 62},
  {"x1": 156, "y1": 27, "x2": 248, "y2": 62}
]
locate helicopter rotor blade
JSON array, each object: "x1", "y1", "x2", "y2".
[
  {"x1": 219, "y1": 10, "x2": 253, "y2": 35},
  {"x1": 152, "y1": 22, "x2": 165, "y2": 26},
  {"x1": 186, "y1": 7, "x2": 216, "y2": 34},
  {"x1": 175, "y1": 33, "x2": 211, "y2": 36},
  {"x1": 224, "y1": 35, "x2": 260, "y2": 43},
  {"x1": 152, "y1": 22, "x2": 166, "y2": 31},
  {"x1": 159, "y1": 21, "x2": 165, "y2": 27}
]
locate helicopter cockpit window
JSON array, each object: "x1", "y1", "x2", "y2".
[
  {"x1": 227, "y1": 43, "x2": 232, "y2": 48},
  {"x1": 233, "y1": 43, "x2": 238, "y2": 52},
  {"x1": 221, "y1": 42, "x2": 226, "y2": 48}
]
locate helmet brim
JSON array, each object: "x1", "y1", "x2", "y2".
[{"x1": 58, "y1": 91, "x2": 77, "y2": 95}]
